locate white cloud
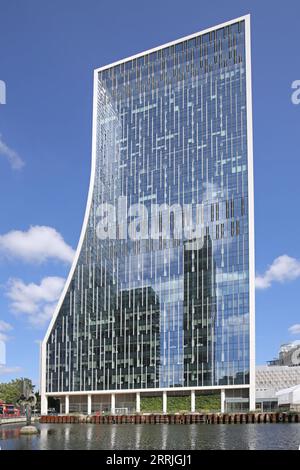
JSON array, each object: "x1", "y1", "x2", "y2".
[
  {"x1": 0, "y1": 135, "x2": 24, "y2": 170},
  {"x1": 0, "y1": 366, "x2": 22, "y2": 375},
  {"x1": 0, "y1": 225, "x2": 75, "y2": 264},
  {"x1": 0, "y1": 320, "x2": 13, "y2": 343},
  {"x1": 256, "y1": 255, "x2": 300, "y2": 289},
  {"x1": 0, "y1": 320, "x2": 13, "y2": 332},
  {"x1": 224, "y1": 313, "x2": 249, "y2": 333},
  {"x1": 6, "y1": 276, "x2": 65, "y2": 327},
  {"x1": 289, "y1": 324, "x2": 300, "y2": 335},
  {"x1": 0, "y1": 322, "x2": 22, "y2": 374}
]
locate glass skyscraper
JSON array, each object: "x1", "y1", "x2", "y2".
[{"x1": 41, "y1": 15, "x2": 255, "y2": 414}]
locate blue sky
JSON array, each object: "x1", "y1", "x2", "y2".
[{"x1": 0, "y1": 0, "x2": 300, "y2": 387}]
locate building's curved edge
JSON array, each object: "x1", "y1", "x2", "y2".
[{"x1": 40, "y1": 71, "x2": 99, "y2": 412}]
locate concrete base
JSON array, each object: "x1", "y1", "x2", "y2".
[
  {"x1": 0, "y1": 416, "x2": 26, "y2": 425},
  {"x1": 19, "y1": 425, "x2": 39, "y2": 435}
]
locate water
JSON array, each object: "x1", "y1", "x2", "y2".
[{"x1": 1, "y1": 422, "x2": 300, "y2": 450}]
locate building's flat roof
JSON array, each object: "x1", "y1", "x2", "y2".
[{"x1": 256, "y1": 365, "x2": 300, "y2": 370}]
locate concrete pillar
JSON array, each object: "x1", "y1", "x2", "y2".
[
  {"x1": 249, "y1": 384, "x2": 256, "y2": 412},
  {"x1": 136, "y1": 392, "x2": 141, "y2": 413},
  {"x1": 111, "y1": 393, "x2": 116, "y2": 415},
  {"x1": 65, "y1": 394, "x2": 69, "y2": 415},
  {"x1": 163, "y1": 391, "x2": 167, "y2": 414},
  {"x1": 191, "y1": 390, "x2": 195, "y2": 413},
  {"x1": 41, "y1": 394, "x2": 48, "y2": 415},
  {"x1": 87, "y1": 394, "x2": 92, "y2": 415},
  {"x1": 221, "y1": 389, "x2": 225, "y2": 413}
]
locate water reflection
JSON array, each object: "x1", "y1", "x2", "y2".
[
  {"x1": 1, "y1": 426, "x2": 20, "y2": 441},
  {"x1": 1, "y1": 423, "x2": 300, "y2": 450},
  {"x1": 110, "y1": 425, "x2": 116, "y2": 449},
  {"x1": 161, "y1": 424, "x2": 169, "y2": 450},
  {"x1": 188, "y1": 425, "x2": 196, "y2": 450},
  {"x1": 216, "y1": 426, "x2": 226, "y2": 451},
  {"x1": 135, "y1": 425, "x2": 141, "y2": 449}
]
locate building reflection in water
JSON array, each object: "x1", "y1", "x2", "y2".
[
  {"x1": 161, "y1": 425, "x2": 168, "y2": 450},
  {"x1": 217, "y1": 425, "x2": 226, "y2": 451},
  {"x1": 110, "y1": 424, "x2": 117, "y2": 449},
  {"x1": 0, "y1": 426, "x2": 20, "y2": 440},
  {"x1": 86, "y1": 425, "x2": 93, "y2": 450},
  {"x1": 188, "y1": 425, "x2": 196, "y2": 450},
  {"x1": 135, "y1": 424, "x2": 141, "y2": 449}
]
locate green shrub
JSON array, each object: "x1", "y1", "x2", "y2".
[
  {"x1": 141, "y1": 397, "x2": 163, "y2": 412},
  {"x1": 140, "y1": 394, "x2": 221, "y2": 413},
  {"x1": 167, "y1": 396, "x2": 190, "y2": 412},
  {"x1": 195, "y1": 394, "x2": 220, "y2": 411}
]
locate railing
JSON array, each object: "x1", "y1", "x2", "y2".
[
  {"x1": 0, "y1": 415, "x2": 27, "y2": 425},
  {"x1": 40, "y1": 411, "x2": 300, "y2": 425},
  {"x1": 0, "y1": 414, "x2": 24, "y2": 419}
]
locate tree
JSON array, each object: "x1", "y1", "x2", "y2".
[{"x1": 0, "y1": 378, "x2": 34, "y2": 405}]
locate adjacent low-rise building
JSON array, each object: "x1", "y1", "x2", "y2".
[
  {"x1": 256, "y1": 347, "x2": 300, "y2": 411},
  {"x1": 276, "y1": 385, "x2": 300, "y2": 411},
  {"x1": 256, "y1": 365, "x2": 300, "y2": 410},
  {"x1": 267, "y1": 342, "x2": 300, "y2": 367}
]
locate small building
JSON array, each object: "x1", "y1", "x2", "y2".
[
  {"x1": 267, "y1": 342, "x2": 300, "y2": 367},
  {"x1": 256, "y1": 365, "x2": 300, "y2": 411},
  {"x1": 276, "y1": 385, "x2": 300, "y2": 411}
]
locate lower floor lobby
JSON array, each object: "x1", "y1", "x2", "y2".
[{"x1": 43, "y1": 388, "x2": 252, "y2": 415}]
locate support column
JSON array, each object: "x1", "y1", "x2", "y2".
[
  {"x1": 136, "y1": 392, "x2": 141, "y2": 413},
  {"x1": 191, "y1": 390, "x2": 195, "y2": 413},
  {"x1": 111, "y1": 393, "x2": 116, "y2": 415},
  {"x1": 249, "y1": 384, "x2": 256, "y2": 411},
  {"x1": 87, "y1": 394, "x2": 92, "y2": 415},
  {"x1": 41, "y1": 394, "x2": 48, "y2": 415},
  {"x1": 221, "y1": 389, "x2": 225, "y2": 413},
  {"x1": 65, "y1": 394, "x2": 69, "y2": 415},
  {"x1": 162, "y1": 391, "x2": 167, "y2": 414}
]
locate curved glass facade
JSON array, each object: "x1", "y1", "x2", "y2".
[{"x1": 45, "y1": 18, "x2": 253, "y2": 396}]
